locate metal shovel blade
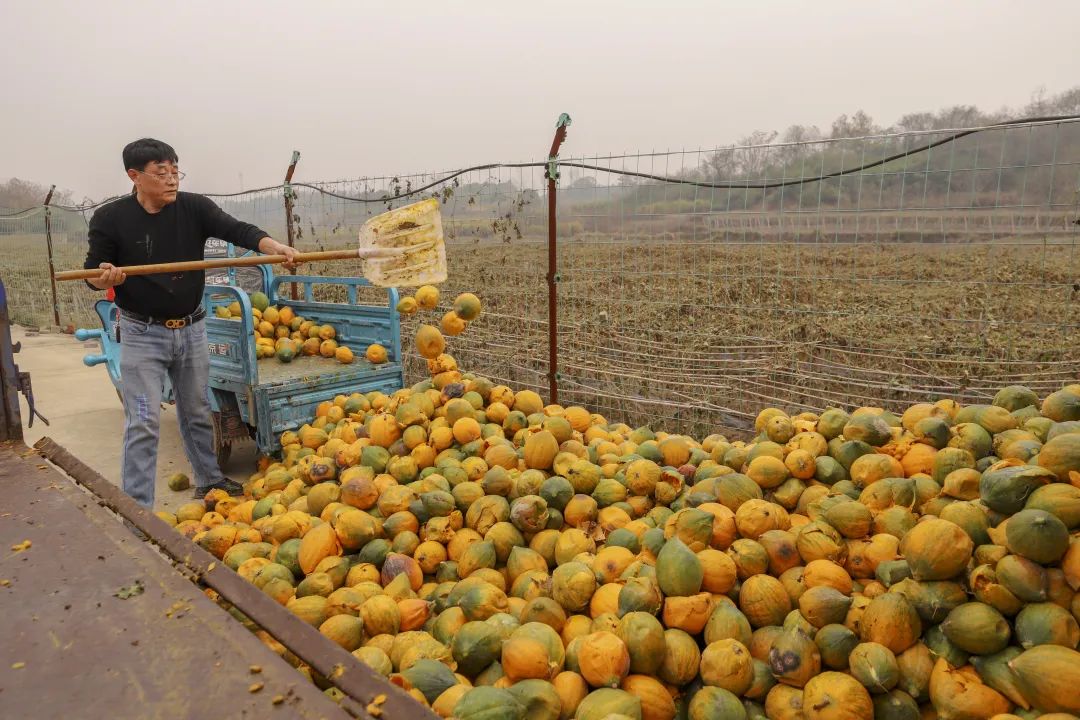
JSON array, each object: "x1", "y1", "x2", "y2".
[{"x1": 358, "y1": 198, "x2": 447, "y2": 288}]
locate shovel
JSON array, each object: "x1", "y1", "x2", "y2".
[{"x1": 54, "y1": 198, "x2": 447, "y2": 288}]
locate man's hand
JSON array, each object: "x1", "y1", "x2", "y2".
[
  {"x1": 258, "y1": 237, "x2": 302, "y2": 270},
  {"x1": 88, "y1": 262, "x2": 126, "y2": 290}
]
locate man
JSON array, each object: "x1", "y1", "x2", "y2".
[{"x1": 84, "y1": 138, "x2": 299, "y2": 508}]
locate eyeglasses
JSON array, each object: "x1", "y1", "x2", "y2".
[{"x1": 135, "y1": 169, "x2": 185, "y2": 183}]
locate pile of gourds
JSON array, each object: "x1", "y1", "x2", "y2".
[{"x1": 160, "y1": 356, "x2": 1080, "y2": 720}]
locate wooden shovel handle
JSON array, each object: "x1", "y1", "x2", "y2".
[{"x1": 54, "y1": 249, "x2": 364, "y2": 282}]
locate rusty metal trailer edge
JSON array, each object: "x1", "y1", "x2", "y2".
[{"x1": 32, "y1": 436, "x2": 437, "y2": 720}]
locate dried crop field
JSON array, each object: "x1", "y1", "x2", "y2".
[
  {"x1": 0, "y1": 234, "x2": 102, "y2": 330},
  {"x1": 299, "y1": 229, "x2": 1080, "y2": 440}
]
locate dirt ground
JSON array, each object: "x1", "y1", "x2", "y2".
[{"x1": 14, "y1": 325, "x2": 257, "y2": 512}]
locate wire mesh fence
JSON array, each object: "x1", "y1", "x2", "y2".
[
  {"x1": 552, "y1": 118, "x2": 1080, "y2": 437},
  {"x1": 2, "y1": 115, "x2": 1078, "y2": 439},
  {"x1": 0, "y1": 205, "x2": 98, "y2": 328}
]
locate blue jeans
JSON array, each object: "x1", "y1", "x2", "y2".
[{"x1": 119, "y1": 315, "x2": 222, "y2": 508}]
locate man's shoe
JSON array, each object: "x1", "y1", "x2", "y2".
[{"x1": 192, "y1": 478, "x2": 245, "y2": 499}]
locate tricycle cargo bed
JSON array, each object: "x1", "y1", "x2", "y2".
[
  {"x1": 255, "y1": 353, "x2": 399, "y2": 385},
  {"x1": 205, "y1": 274, "x2": 404, "y2": 453},
  {"x1": 253, "y1": 354, "x2": 402, "y2": 440}
]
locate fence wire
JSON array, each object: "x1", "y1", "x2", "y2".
[
  {"x1": 552, "y1": 118, "x2": 1080, "y2": 437},
  {"x1": 0, "y1": 205, "x2": 99, "y2": 328},
  {"x1": 3, "y1": 117, "x2": 1079, "y2": 439}
]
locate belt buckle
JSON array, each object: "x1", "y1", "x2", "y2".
[{"x1": 165, "y1": 318, "x2": 186, "y2": 329}]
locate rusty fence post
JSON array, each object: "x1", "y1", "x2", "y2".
[
  {"x1": 43, "y1": 184, "x2": 61, "y2": 327},
  {"x1": 283, "y1": 150, "x2": 300, "y2": 300},
  {"x1": 545, "y1": 114, "x2": 571, "y2": 405}
]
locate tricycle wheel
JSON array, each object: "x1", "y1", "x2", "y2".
[{"x1": 211, "y1": 411, "x2": 232, "y2": 470}]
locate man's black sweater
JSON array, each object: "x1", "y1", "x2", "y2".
[{"x1": 84, "y1": 192, "x2": 268, "y2": 318}]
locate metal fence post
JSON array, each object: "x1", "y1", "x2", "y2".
[
  {"x1": 545, "y1": 114, "x2": 571, "y2": 405},
  {"x1": 283, "y1": 151, "x2": 300, "y2": 300},
  {"x1": 42, "y1": 185, "x2": 61, "y2": 327}
]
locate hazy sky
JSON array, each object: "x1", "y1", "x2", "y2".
[{"x1": 3, "y1": 0, "x2": 1078, "y2": 200}]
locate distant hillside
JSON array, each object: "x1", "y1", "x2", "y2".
[{"x1": 571, "y1": 86, "x2": 1080, "y2": 216}]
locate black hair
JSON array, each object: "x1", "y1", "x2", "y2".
[{"x1": 122, "y1": 138, "x2": 179, "y2": 172}]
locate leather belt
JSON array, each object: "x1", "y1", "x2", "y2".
[{"x1": 120, "y1": 306, "x2": 206, "y2": 329}]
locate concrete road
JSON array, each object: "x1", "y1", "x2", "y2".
[{"x1": 14, "y1": 326, "x2": 258, "y2": 513}]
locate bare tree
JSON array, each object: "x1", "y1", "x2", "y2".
[
  {"x1": 830, "y1": 110, "x2": 881, "y2": 139},
  {"x1": 703, "y1": 130, "x2": 779, "y2": 181},
  {"x1": 0, "y1": 178, "x2": 74, "y2": 210},
  {"x1": 777, "y1": 124, "x2": 823, "y2": 166}
]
